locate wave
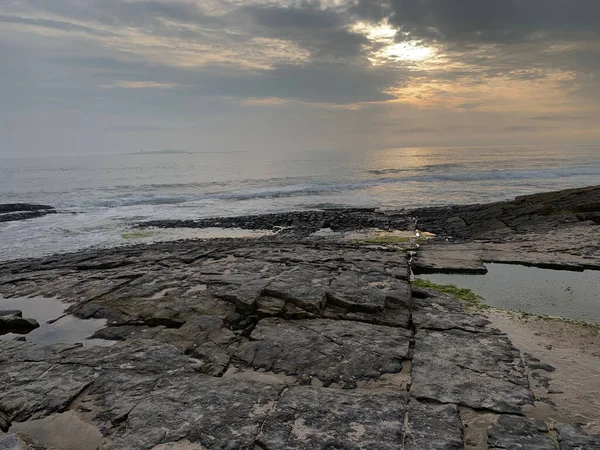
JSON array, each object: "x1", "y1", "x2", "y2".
[
  {"x1": 91, "y1": 165, "x2": 600, "y2": 207},
  {"x1": 410, "y1": 166, "x2": 600, "y2": 182}
]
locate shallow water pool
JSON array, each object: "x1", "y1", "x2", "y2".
[
  {"x1": 0, "y1": 296, "x2": 113, "y2": 346},
  {"x1": 416, "y1": 263, "x2": 600, "y2": 325}
]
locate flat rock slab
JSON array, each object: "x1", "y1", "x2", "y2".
[
  {"x1": 411, "y1": 329, "x2": 534, "y2": 413},
  {"x1": 411, "y1": 288, "x2": 490, "y2": 332},
  {"x1": 412, "y1": 242, "x2": 487, "y2": 274},
  {"x1": 556, "y1": 424, "x2": 600, "y2": 450},
  {"x1": 487, "y1": 415, "x2": 556, "y2": 449},
  {"x1": 235, "y1": 318, "x2": 411, "y2": 387},
  {"x1": 0, "y1": 221, "x2": 598, "y2": 448},
  {"x1": 404, "y1": 400, "x2": 463, "y2": 450},
  {"x1": 0, "y1": 339, "x2": 195, "y2": 423},
  {"x1": 264, "y1": 267, "x2": 332, "y2": 313},
  {"x1": 257, "y1": 386, "x2": 409, "y2": 449},
  {"x1": 328, "y1": 270, "x2": 411, "y2": 313},
  {"x1": 100, "y1": 376, "x2": 281, "y2": 450},
  {"x1": 0, "y1": 339, "x2": 282, "y2": 449}
]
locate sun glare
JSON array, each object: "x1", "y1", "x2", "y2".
[
  {"x1": 380, "y1": 42, "x2": 436, "y2": 62},
  {"x1": 352, "y1": 21, "x2": 436, "y2": 64}
]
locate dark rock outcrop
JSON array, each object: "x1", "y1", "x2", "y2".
[
  {"x1": 1, "y1": 186, "x2": 599, "y2": 448},
  {"x1": 0, "y1": 312, "x2": 39, "y2": 335},
  {"x1": 136, "y1": 185, "x2": 600, "y2": 241},
  {"x1": 0, "y1": 239, "x2": 544, "y2": 448},
  {"x1": 0, "y1": 204, "x2": 56, "y2": 223}
]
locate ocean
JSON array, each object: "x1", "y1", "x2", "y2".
[{"x1": 1, "y1": 145, "x2": 599, "y2": 261}]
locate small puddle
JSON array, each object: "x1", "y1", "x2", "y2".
[
  {"x1": 416, "y1": 263, "x2": 600, "y2": 325},
  {"x1": 10, "y1": 411, "x2": 103, "y2": 450},
  {"x1": 0, "y1": 296, "x2": 113, "y2": 346}
]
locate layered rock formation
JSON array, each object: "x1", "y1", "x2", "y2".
[{"x1": 1, "y1": 185, "x2": 599, "y2": 448}]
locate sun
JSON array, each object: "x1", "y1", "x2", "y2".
[
  {"x1": 379, "y1": 42, "x2": 436, "y2": 62},
  {"x1": 351, "y1": 20, "x2": 436, "y2": 64}
]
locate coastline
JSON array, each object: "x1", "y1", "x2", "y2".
[{"x1": 1, "y1": 185, "x2": 599, "y2": 449}]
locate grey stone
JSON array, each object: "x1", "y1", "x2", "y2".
[
  {"x1": 0, "y1": 187, "x2": 597, "y2": 449},
  {"x1": 0, "y1": 316, "x2": 39, "y2": 334},
  {"x1": 0, "y1": 310, "x2": 22, "y2": 317},
  {"x1": 327, "y1": 270, "x2": 411, "y2": 313},
  {"x1": 0, "y1": 339, "x2": 282, "y2": 449},
  {"x1": 235, "y1": 318, "x2": 411, "y2": 387},
  {"x1": 404, "y1": 400, "x2": 463, "y2": 450},
  {"x1": 0, "y1": 339, "x2": 194, "y2": 423},
  {"x1": 0, "y1": 434, "x2": 27, "y2": 450},
  {"x1": 211, "y1": 278, "x2": 269, "y2": 314},
  {"x1": 258, "y1": 386, "x2": 409, "y2": 449},
  {"x1": 264, "y1": 267, "x2": 332, "y2": 313},
  {"x1": 412, "y1": 242, "x2": 487, "y2": 275},
  {"x1": 0, "y1": 410, "x2": 10, "y2": 431},
  {"x1": 322, "y1": 303, "x2": 411, "y2": 328},
  {"x1": 411, "y1": 329, "x2": 533, "y2": 413},
  {"x1": 556, "y1": 423, "x2": 600, "y2": 450},
  {"x1": 487, "y1": 415, "x2": 555, "y2": 449},
  {"x1": 256, "y1": 295, "x2": 286, "y2": 316},
  {"x1": 412, "y1": 289, "x2": 490, "y2": 332},
  {"x1": 99, "y1": 376, "x2": 281, "y2": 450}
]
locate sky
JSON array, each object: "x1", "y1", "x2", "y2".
[{"x1": 1, "y1": 0, "x2": 599, "y2": 156}]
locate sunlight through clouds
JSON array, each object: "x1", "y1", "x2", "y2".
[
  {"x1": 0, "y1": 0, "x2": 598, "y2": 154},
  {"x1": 351, "y1": 20, "x2": 437, "y2": 65}
]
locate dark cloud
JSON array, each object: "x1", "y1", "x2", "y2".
[
  {"x1": 1, "y1": 0, "x2": 598, "y2": 156},
  {"x1": 192, "y1": 62, "x2": 397, "y2": 104},
  {"x1": 383, "y1": 0, "x2": 600, "y2": 42},
  {"x1": 235, "y1": 3, "x2": 368, "y2": 59}
]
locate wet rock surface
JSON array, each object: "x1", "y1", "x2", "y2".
[
  {"x1": 0, "y1": 312, "x2": 39, "y2": 335},
  {"x1": 257, "y1": 387, "x2": 409, "y2": 449},
  {"x1": 487, "y1": 415, "x2": 556, "y2": 449},
  {"x1": 1, "y1": 185, "x2": 599, "y2": 448},
  {"x1": 138, "y1": 208, "x2": 414, "y2": 237},
  {"x1": 0, "y1": 204, "x2": 56, "y2": 223}
]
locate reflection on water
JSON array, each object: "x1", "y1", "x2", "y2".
[
  {"x1": 417, "y1": 263, "x2": 600, "y2": 325},
  {"x1": 0, "y1": 296, "x2": 113, "y2": 346}
]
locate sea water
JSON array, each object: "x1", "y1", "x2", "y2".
[{"x1": 1, "y1": 145, "x2": 599, "y2": 260}]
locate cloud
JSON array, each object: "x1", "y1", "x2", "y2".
[
  {"x1": 503, "y1": 126, "x2": 555, "y2": 132},
  {"x1": 530, "y1": 115, "x2": 587, "y2": 121},
  {"x1": 384, "y1": 0, "x2": 600, "y2": 42},
  {"x1": 0, "y1": 14, "x2": 117, "y2": 36},
  {"x1": 1, "y1": 0, "x2": 599, "y2": 155}
]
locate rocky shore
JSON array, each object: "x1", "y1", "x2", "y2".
[{"x1": 1, "y1": 185, "x2": 599, "y2": 449}]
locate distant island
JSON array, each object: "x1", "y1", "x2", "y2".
[
  {"x1": 122, "y1": 149, "x2": 250, "y2": 155},
  {"x1": 123, "y1": 149, "x2": 193, "y2": 155}
]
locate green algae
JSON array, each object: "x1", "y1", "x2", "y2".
[
  {"x1": 411, "y1": 278, "x2": 488, "y2": 311},
  {"x1": 121, "y1": 230, "x2": 158, "y2": 240}
]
